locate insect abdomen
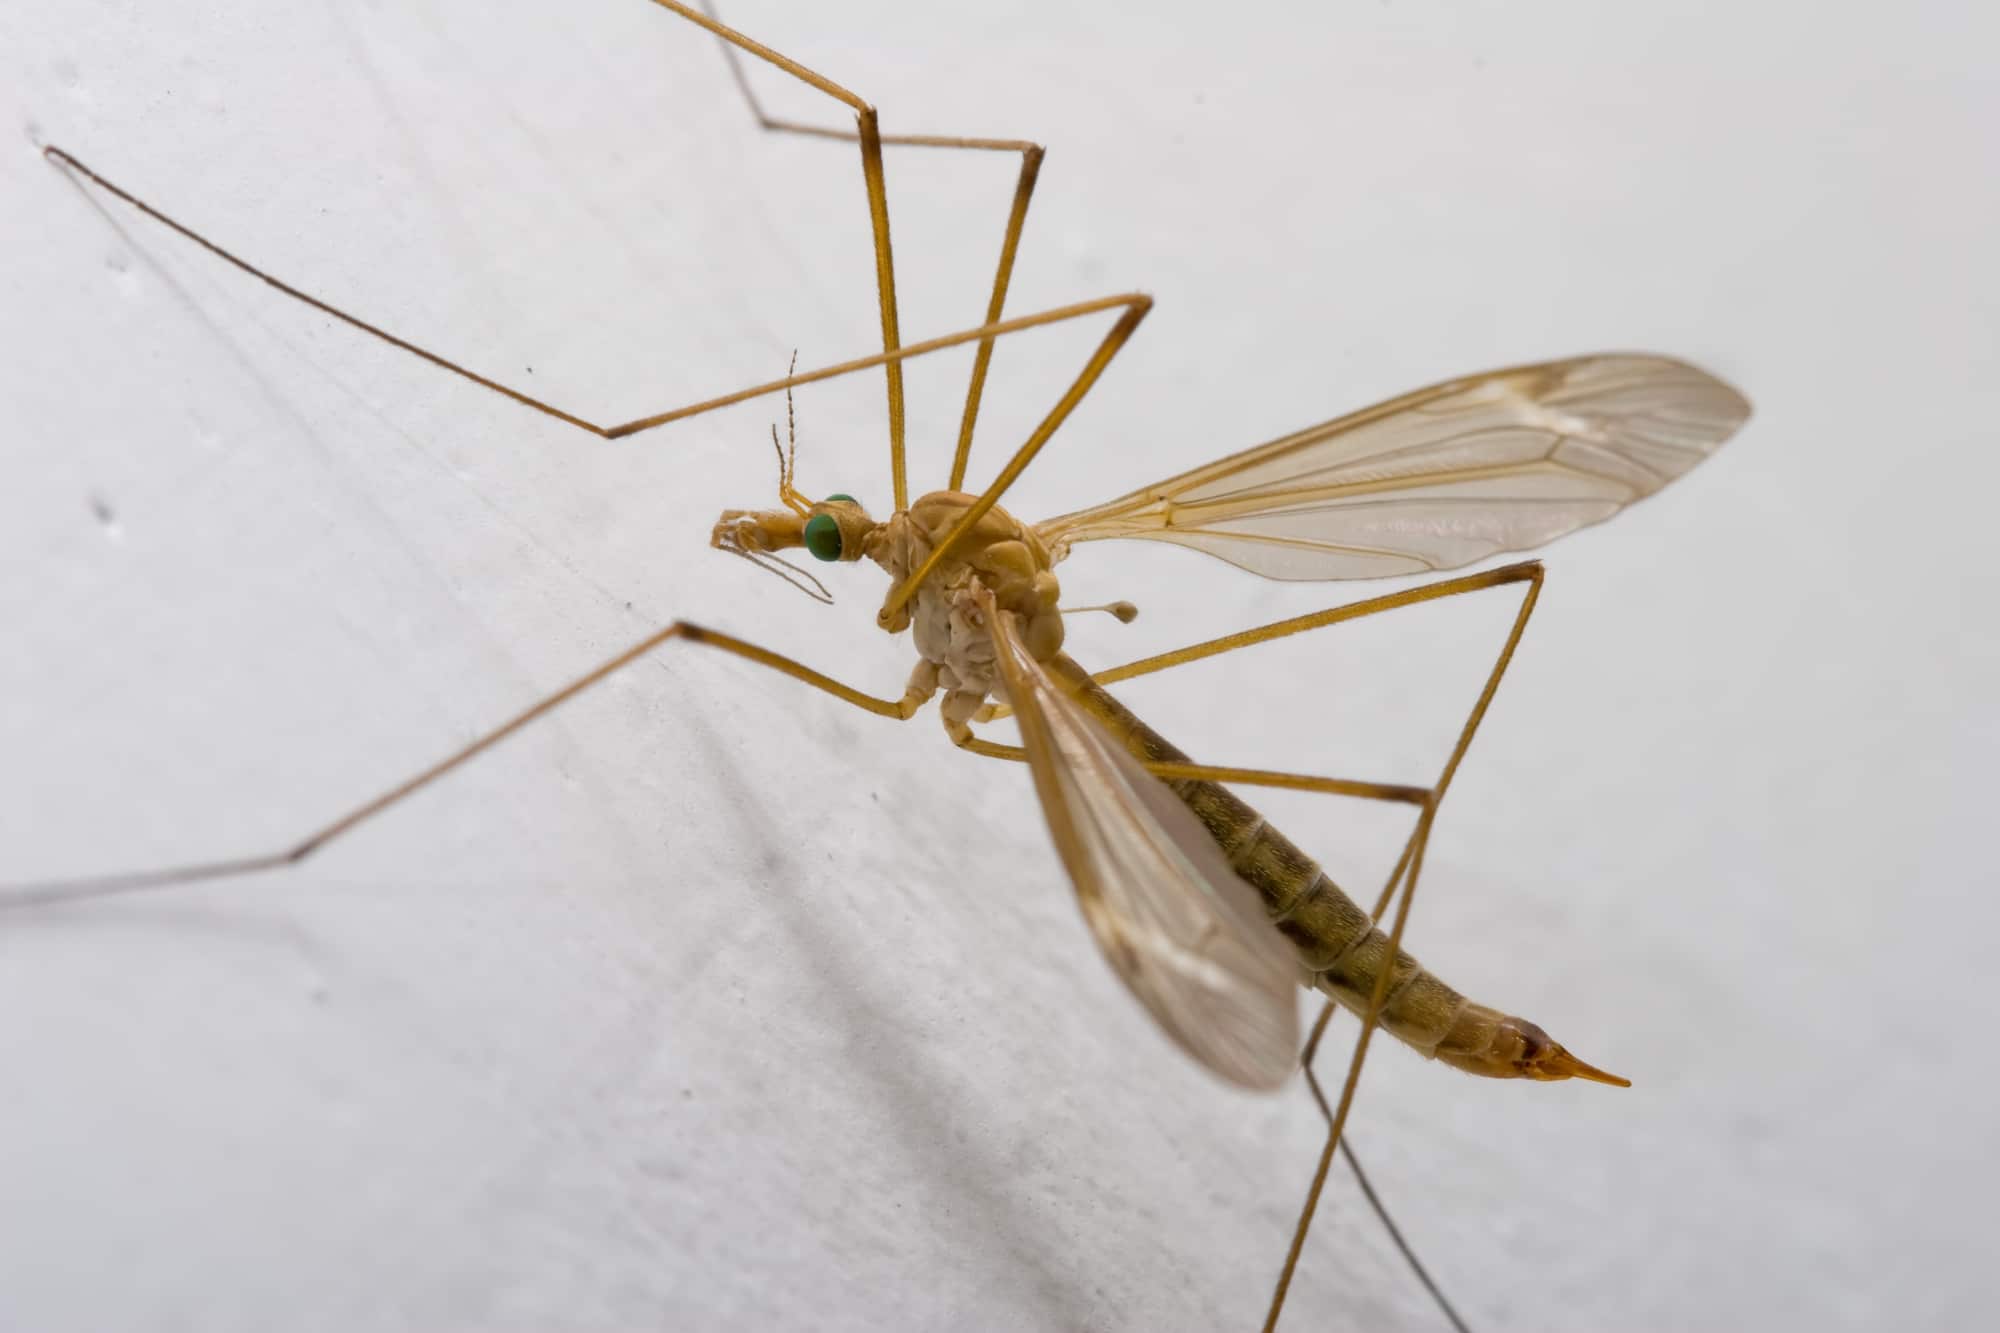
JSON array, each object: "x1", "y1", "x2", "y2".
[
  {"x1": 1051, "y1": 656, "x2": 1620, "y2": 1083},
  {"x1": 1176, "y1": 772, "x2": 1476, "y2": 1067}
]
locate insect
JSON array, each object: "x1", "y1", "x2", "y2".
[{"x1": 11, "y1": 2, "x2": 1750, "y2": 1328}]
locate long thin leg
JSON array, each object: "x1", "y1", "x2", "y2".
[
  {"x1": 953, "y1": 735, "x2": 1468, "y2": 1330},
  {"x1": 975, "y1": 563, "x2": 1546, "y2": 942},
  {"x1": 641, "y1": 1, "x2": 912, "y2": 509},
  {"x1": 47, "y1": 140, "x2": 1145, "y2": 614},
  {"x1": 1298, "y1": 1005, "x2": 1473, "y2": 1333},
  {"x1": 1264, "y1": 566, "x2": 1544, "y2": 1333},
  {"x1": 979, "y1": 562, "x2": 1545, "y2": 723},
  {"x1": 48, "y1": 136, "x2": 1150, "y2": 606},
  {"x1": 697, "y1": 0, "x2": 1045, "y2": 489},
  {"x1": 877, "y1": 296, "x2": 1153, "y2": 626},
  {"x1": 959, "y1": 753, "x2": 1466, "y2": 1331},
  {"x1": 970, "y1": 564, "x2": 1545, "y2": 1330},
  {"x1": 49, "y1": 92, "x2": 1148, "y2": 616},
  {"x1": 44, "y1": 0, "x2": 1050, "y2": 515},
  {"x1": 0, "y1": 623, "x2": 926, "y2": 912},
  {"x1": 955, "y1": 734, "x2": 1429, "y2": 809},
  {"x1": 41, "y1": 148, "x2": 1137, "y2": 454}
]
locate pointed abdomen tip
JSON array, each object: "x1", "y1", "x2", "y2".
[{"x1": 1546, "y1": 1044, "x2": 1631, "y2": 1088}]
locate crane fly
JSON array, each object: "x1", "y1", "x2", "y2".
[{"x1": 13, "y1": 2, "x2": 1751, "y2": 1328}]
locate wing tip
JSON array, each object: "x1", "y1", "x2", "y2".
[{"x1": 1598, "y1": 350, "x2": 1755, "y2": 431}]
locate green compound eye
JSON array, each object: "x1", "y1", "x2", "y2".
[
  {"x1": 803, "y1": 512, "x2": 843, "y2": 562},
  {"x1": 825, "y1": 493, "x2": 855, "y2": 504}
]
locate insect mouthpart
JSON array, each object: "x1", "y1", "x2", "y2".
[
  {"x1": 709, "y1": 507, "x2": 835, "y2": 604},
  {"x1": 710, "y1": 507, "x2": 803, "y2": 556}
]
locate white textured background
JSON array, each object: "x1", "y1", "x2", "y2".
[{"x1": 2, "y1": 2, "x2": 1994, "y2": 1330}]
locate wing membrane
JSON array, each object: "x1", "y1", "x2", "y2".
[
  {"x1": 1038, "y1": 354, "x2": 1750, "y2": 580},
  {"x1": 986, "y1": 609, "x2": 1299, "y2": 1089}
]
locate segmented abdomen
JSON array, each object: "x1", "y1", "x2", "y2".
[{"x1": 1050, "y1": 655, "x2": 1534, "y2": 1078}]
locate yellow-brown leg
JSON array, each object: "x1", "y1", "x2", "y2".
[
  {"x1": 34, "y1": 17, "x2": 1156, "y2": 898},
  {"x1": 966, "y1": 562, "x2": 1545, "y2": 1332},
  {"x1": 958, "y1": 743, "x2": 1461, "y2": 1329},
  {"x1": 41, "y1": 0, "x2": 1093, "y2": 516},
  {"x1": 642, "y1": 1, "x2": 913, "y2": 507},
  {"x1": 876, "y1": 295, "x2": 1153, "y2": 625},
  {"x1": 955, "y1": 734, "x2": 1430, "y2": 809},
  {"x1": 1295, "y1": 1005, "x2": 1472, "y2": 1333},
  {"x1": 1259, "y1": 567, "x2": 1543, "y2": 1333},
  {"x1": 45, "y1": 3, "x2": 1154, "y2": 614},
  {"x1": 42, "y1": 153, "x2": 1119, "y2": 461},
  {"x1": 971, "y1": 562, "x2": 1547, "y2": 929},
  {"x1": 695, "y1": 0, "x2": 1045, "y2": 491},
  {"x1": 43, "y1": 142, "x2": 1147, "y2": 551},
  {"x1": 0, "y1": 623, "x2": 927, "y2": 911}
]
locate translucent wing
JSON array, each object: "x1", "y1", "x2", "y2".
[
  {"x1": 1038, "y1": 354, "x2": 1751, "y2": 580},
  {"x1": 985, "y1": 607, "x2": 1300, "y2": 1090}
]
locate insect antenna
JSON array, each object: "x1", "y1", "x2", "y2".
[
  {"x1": 784, "y1": 347, "x2": 800, "y2": 483},
  {"x1": 769, "y1": 350, "x2": 813, "y2": 516},
  {"x1": 771, "y1": 424, "x2": 810, "y2": 516}
]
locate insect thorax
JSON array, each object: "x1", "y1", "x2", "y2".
[{"x1": 870, "y1": 492, "x2": 1065, "y2": 709}]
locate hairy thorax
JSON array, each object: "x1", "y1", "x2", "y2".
[{"x1": 867, "y1": 492, "x2": 1064, "y2": 726}]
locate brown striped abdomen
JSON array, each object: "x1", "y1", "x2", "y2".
[{"x1": 1049, "y1": 655, "x2": 1624, "y2": 1085}]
